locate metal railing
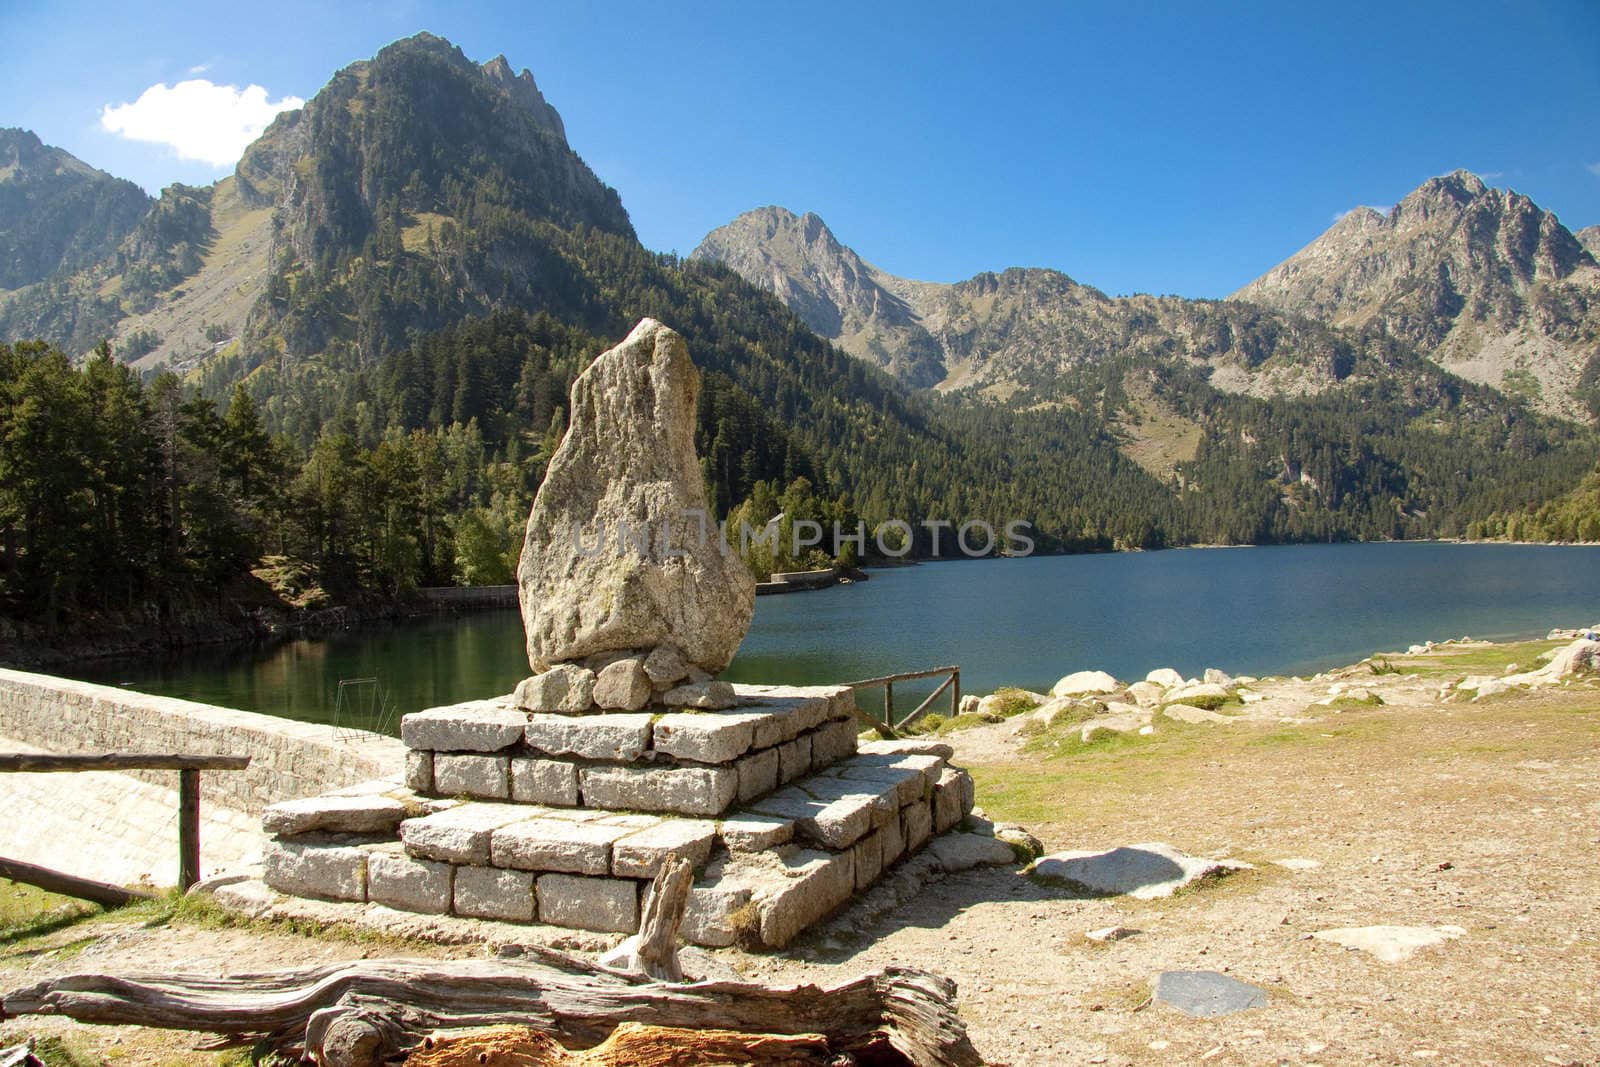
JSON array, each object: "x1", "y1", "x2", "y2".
[{"x1": 846, "y1": 665, "x2": 960, "y2": 734}]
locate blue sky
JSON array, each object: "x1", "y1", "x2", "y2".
[{"x1": 3, "y1": 1, "x2": 1597, "y2": 298}]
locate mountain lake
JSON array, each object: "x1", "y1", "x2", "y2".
[{"x1": 67, "y1": 541, "x2": 1600, "y2": 734}]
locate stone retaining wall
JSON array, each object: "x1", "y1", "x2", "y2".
[{"x1": 0, "y1": 668, "x2": 404, "y2": 815}]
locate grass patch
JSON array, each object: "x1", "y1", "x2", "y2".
[
  {"x1": 1327, "y1": 692, "x2": 1385, "y2": 709},
  {"x1": 29, "y1": 1036, "x2": 102, "y2": 1067},
  {"x1": 0, "y1": 880, "x2": 100, "y2": 942},
  {"x1": 986, "y1": 687, "x2": 1044, "y2": 717},
  {"x1": 1079, "y1": 979, "x2": 1153, "y2": 1013},
  {"x1": 1388, "y1": 639, "x2": 1565, "y2": 679}
]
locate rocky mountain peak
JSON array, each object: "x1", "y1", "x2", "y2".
[
  {"x1": 0, "y1": 128, "x2": 151, "y2": 289},
  {"x1": 480, "y1": 52, "x2": 566, "y2": 140},
  {"x1": 692, "y1": 207, "x2": 947, "y2": 386},
  {"x1": 1233, "y1": 170, "x2": 1600, "y2": 419}
]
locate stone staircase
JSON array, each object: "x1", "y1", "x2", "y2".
[{"x1": 261, "y1": 684, "x2": 975, "y2": 948}]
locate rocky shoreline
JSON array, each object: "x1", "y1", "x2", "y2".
[{"x1": 945, "y1": 622, "x2": 1600, "y2": 749}]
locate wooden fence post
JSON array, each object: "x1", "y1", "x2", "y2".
[{"x1": 178, "y1": 768, "x2": 200, "y2": 891}]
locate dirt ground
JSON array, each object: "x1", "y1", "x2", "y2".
[{"x1": 1, "y1": 640, "x2": 1596, "y2": 1066}]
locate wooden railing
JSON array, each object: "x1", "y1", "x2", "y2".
[
  {"x1": 0, "y1": 752, "x2": 251, "y2": 901},
  {"x1": 847, "y1": 665, "x2": 960, "y2": 734}
]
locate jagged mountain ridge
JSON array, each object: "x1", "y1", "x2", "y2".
[
  {"x1": 1233, "y1": 171, "x2": 1600, "y2": 420},
  {"x1": 692, "y1": 207, "x2": 1434, "y2": 407},
  {"x1": 0, "y1": 129, "x2": 151, "y2": 290}
]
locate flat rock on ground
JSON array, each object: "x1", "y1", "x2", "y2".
[
  {"x1": 1312, "y1": 924, "x2": 1467, "y2": 963},
  {"x1": 1027, "y1": 842, "x2": 1250, "y2": 899},
  {"x1": 1153, "y1": 969, "x2": 1268, "y2": 1017}
]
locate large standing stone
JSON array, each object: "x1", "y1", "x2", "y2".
[{"x1": 517, "y1": 319, "x2": 756, "y2": 674}]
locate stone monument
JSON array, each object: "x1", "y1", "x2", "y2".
[{"x1": 258, "y1": 319, "x2": 993, "y2": 948}]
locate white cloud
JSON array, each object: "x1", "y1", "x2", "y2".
[
  {"x1": 187, "y1": 63, "x2": 211, "y2": 75},
  {"x1": 100, "y1": 79, "x2": 304, "y2": 167},
  {"x1": 1587, "y1": 161, "x2": 1600, "y2": 178}
]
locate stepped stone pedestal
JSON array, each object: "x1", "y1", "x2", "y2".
[{"x1": 262, "y1": 685, "x2": 976, "y2": 947}]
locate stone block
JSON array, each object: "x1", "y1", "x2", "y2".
[
  {"x1": 263, "y1": 838, "x2": 368, "y2": 902},
  {"x1": 879, "y1": 808, "x2": 906, "y2": 867},
  {"x1": 777, "y1": 735, "x2": 812, "y2": 784},
  {"x1": 611, "y1": 819, "x2": 717, "y2": 878},
  {"x1": 830, "y1": 763, "x2": 929, "y2": 808},
  {"x1": 852, "y1": 831, "x2": 884, "y2": 890},
  {"x1": 652, "y1": 711, "x2": 765, "y2": 764},
  {"x1": 367, "y1": 847, "x2": 453, "y2": 914},
  {"x1": 903, "y1": 800, "x2": 933, "y2": 853},
  {"x1": 927, "y1": 832, "x2": 1018, "y2": 871},
  {"x1": 737, "y1": 685, "x2": 837, "y2": 735},
  {"x1": 511, "y1": 757, "x2": 580, "y2": 806},
  {"x1": 513, "y1": 664, "x2": 596, "y2": 713},
  {"x1": 453, "y1": 866, "x2": 535, "y2": 921},
  {"x1": 400, "y1": 803, "x2": 533, "y2": 865},
  {"x1": 525, "y1": 713, "x2": 652, "y2": 761},
  {"x1": 749, "y1": 697, "x2": 830, "y2": 749},
  {"x1": 263, "y1": 794, "x2": 407, "y2": 837},
  {"x1": 401, "y1": 702, "x2": 526, "y2": 752},
  {"x1": 681, "y1": 882, "x2": 755, "y2": 948},
  {"x1": 933, "y1": 777, "x2": 964, "y2": 834},
  {"x1": 490, "y1": 818, "x2": 625, "y2": 875},
  {"x1": 593, "y1": 657, "x2": 652, "y2": 711},
  {"x1": 433, "y1": 753, "x2": 510, "y2": 799},
  {"x1": 579, "y1": 764, "x2": 738, "y2": 816},
  {"x1": 735, "y1": 747, "x2": 780, "y2": 803},
  {"x1": 803, "y1": 774, "x2": 900, "y2": 826},
  {"x1": 537, "y1": 873, "x2": 638, "y2": 933},
  {"x1": 827, "y1": 687, "x2": 858, "y2": 722},
  {"x1": 847, "y1": 751, "x2": 945, "y2": 793},
  {"x1": 858, "y1": 738, "x2": 955, "y2": 760},
  {"x1": 747, "y1": 784, "x2": 878, "y2": 849},
  {"x1": 405, "y1": 750, "x2": 433, "y2": 793},
  {"x1": 717, "y1": 814, "x2": 794, "y2": 851},
  {"x1": 756, "y1": 849, "x2": 855, "y2": 949},
  {"x1": 934, "y1": 768, "x2": 974, "y2": 833},
  {"x1": 809, "y1": 718, "x2": 859, "y2": 769}
]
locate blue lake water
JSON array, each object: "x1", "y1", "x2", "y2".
[{"x1": 71, "y1": 542, "x2": 1600, "y2": 733}]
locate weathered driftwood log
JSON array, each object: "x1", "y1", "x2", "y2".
[
  {"x1": 596, "y1": 855, "x2": 694, "y2": 982},
  {"x1": 0, "y1": 957, "x2": 980, "y2": 1067}
]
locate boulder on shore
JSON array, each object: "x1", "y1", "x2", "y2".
[{"x1": 1050, "y1": 670, "x2": 1120, "y2": 698}]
